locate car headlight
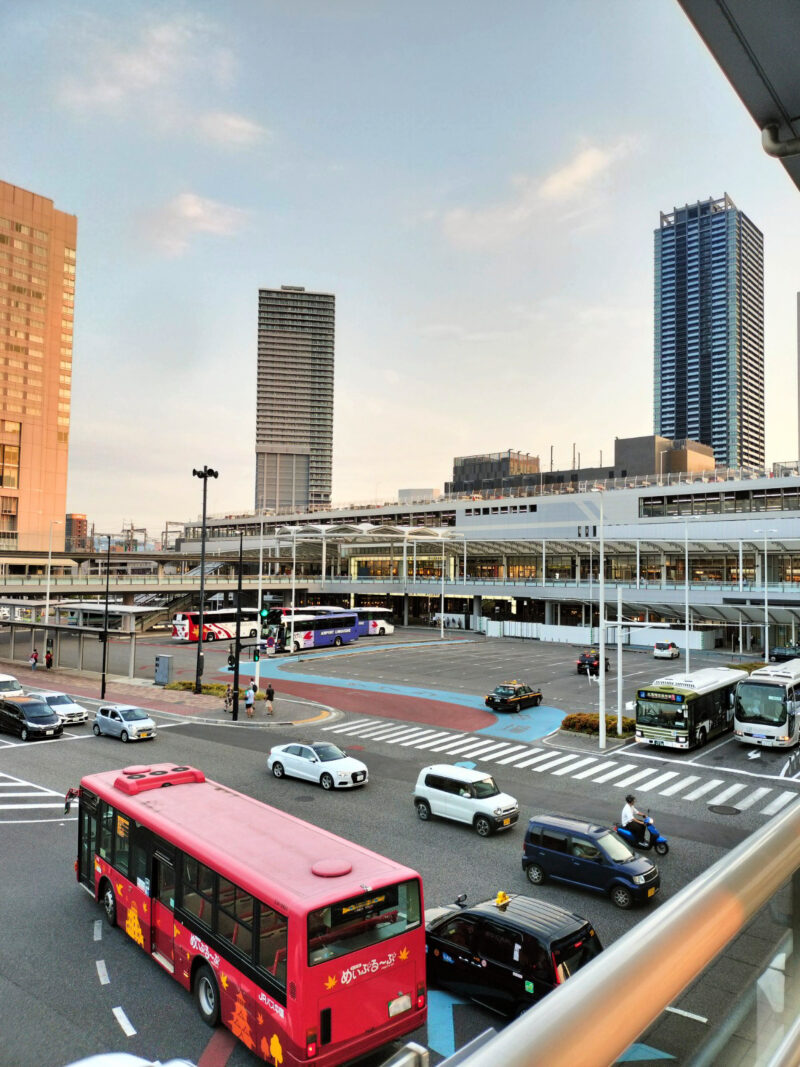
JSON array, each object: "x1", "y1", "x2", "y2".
[{"x1": 632, "y1": 875, "x2": 646, "y2": 885}]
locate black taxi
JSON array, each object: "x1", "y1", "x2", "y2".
[
  {"x1": 425, "y1": 891, "x2": 602, "y2": 1017},
  {"x1": 485, "y1": 680, "x2": 542, "y2": 713},
  {"x1": 576, "y1": 650, "x2": 610, "y2": 676}
]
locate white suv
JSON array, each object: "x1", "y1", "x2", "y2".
[
  {"x1": 653, "y1": 642, "x2": 680, "y2": 659},
  {"x1": 413, "y1": 764, "x2": 519, "y2": 837}
]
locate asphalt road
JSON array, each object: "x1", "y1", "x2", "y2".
[{"x1": 0, "y1": 632, "x2": 790, "y2": 1067}]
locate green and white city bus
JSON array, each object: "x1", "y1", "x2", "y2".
[{"x1": 635, "y1": 667, "x2": 748, "y2": 750}]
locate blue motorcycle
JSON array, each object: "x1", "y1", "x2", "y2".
[{"x1": 615, "y1": 814, "x2": 669, "y2": 855}]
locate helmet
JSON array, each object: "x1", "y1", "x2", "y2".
[{"x1": 625, "y1": 794, "x2": 635, "y2": 803}]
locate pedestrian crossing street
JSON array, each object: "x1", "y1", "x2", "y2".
[
  {"x1": 0, "y1": 771, "x2": 67, "y2": 820},
  {"x1": 322, "y1": 718, "x2": 798, "y2": 818}
]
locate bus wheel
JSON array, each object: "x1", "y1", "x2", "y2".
[
  {"x1": 293, "y1": 641, "x2": 300, "y2": 653},
  {"x1": 697, "y1": 728, "x2": 707, "y2": 747},
  {"x1": 101, "y1": 880, "x2": 117, "y2": 927},
  {"x1": 334, "y1": 636, "x2": 342, "y2": 647},
  {"x1": 378, "y1": 627, "x2": 386, "y2": 635},
  {"x1": 205, "y1": 632, "x2": 216, "y2": 642},
  {"x1": 195, "y1": 963, "x2": 220, "y2": 1027}
]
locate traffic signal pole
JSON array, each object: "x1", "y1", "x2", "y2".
[{"x1": 231, "y1": 529, "x2": 244, "y2": 721}]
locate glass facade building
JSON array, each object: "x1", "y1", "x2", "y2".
[
  {"x1": 654, "y1": 194, "x2": 764, "y2": 467},
  {"x1": 255, "y1": 286, "x2": 335, "y2": 512}
]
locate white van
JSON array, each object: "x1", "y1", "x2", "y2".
[
  {"x1": 413, "y1": 763, "x2": 519, "y2": 837},
  {"x1": 0, "y1": 673, "x2": 24, "y2": 698}
]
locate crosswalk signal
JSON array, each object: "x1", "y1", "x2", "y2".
[
  {"x1": 253, "y1": 646, "x2": 260, "y2": 662},
  {"x1": 227, "y1": 651, "x2": 236, "y2": 668}
]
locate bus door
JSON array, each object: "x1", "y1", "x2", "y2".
[
  {"x1": 151, "y1": 847, "x2": 177, "y2": 971},
  {"x1": 78, "y1": 791, "x2": 98, "y2": 888}
]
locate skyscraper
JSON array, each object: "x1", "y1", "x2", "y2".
[
  {"x1": 0, "y1": 181, "x2": 76, "y2": 551},
  {"x1": 256, "y1": 286, "x2": 334, "y2": 512},
  {"x1": 654, "y1": 194, "x2": 764, "y2": 468}
]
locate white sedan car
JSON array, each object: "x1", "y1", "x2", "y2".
[
  {"x1": 28, "y1": 690, "x2": 89, "y2": 725},
  {"x1": 267, "y1": 741, "x2": 368, "y2": 790}
]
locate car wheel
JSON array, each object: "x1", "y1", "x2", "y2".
[
  {"x1": 320, "y1": 773, "x2": 335, "y2": 791},
  {"x1": 526, "y1": 863, "x2": 545, "y2": 886},
  {"x1": 416, "y1": 800, "x2": 431, "y2": 821},
  {"x1": 534, "y1": 696, "x2": 542, "y2": 707},
  {"x1": 697, "y1": 727, "x2": 707, "y2": 748},
  {"x1": 272, "y1": 761, "x2": 284, "y2": 779},
  {"x1": 92, "y1": 723, "x2": 101, "y2": 736},
  {"x1": 770, "y1": 655, "x2": 776, "y2": 662},
  {"x1": 20, "y1": 727, "x2": 29, "y2": 741},
  {"x1": 474, "y1": 815, "x2": 493, "y2": 837},
  {"x1": 194, "y1": 962, "x2": 220, "y2": 1027},
  {"x1": 655, "y1": 841, "x2": 669, "y2": 856},
  {"x1": 101, "y1": 880, "x2": 117, "y2": 927},
  {"x1": 334, "y1": 636, "x2": 342, "y2": 647},
  {"x1": 611, "y1": 885, "x2": 633, "y2": 909},
  {"x1": 120, "y1": 730, "x2": 129, "y2": 743}
]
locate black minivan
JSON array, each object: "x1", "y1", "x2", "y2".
[
  {"x1": 522, "y1": 813, "x2": 659, "y2": 909},
  {"x1": 425, "y1": 892, "x2": 602, "y2": 1017},
  {"x1": 0, "y1": 697, "x2": 64, "y2": 742}
]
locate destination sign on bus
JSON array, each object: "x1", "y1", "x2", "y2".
[
  {"x1": 334, "y1": 886, "x2": 398, "y2": 924},
  {"x1": 638, "y1": 690, "x2": 685, "y2": 703}
]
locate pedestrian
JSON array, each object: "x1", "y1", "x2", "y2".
[
  {"x1": 45, "y1": 650, "x2": 53, "y2": 670},
  {"x1": 29, "y1": 648, "x2": 38, "y2": 670},
  {"x1": 223, "y1": 685, "x2": 233, "y2": 715},
  {"x1": 266, "y1": 683, "x2": 275, "y2": 716},
  {"x1": 245, "y1": 683, "x2": 255, "y2": 719}
]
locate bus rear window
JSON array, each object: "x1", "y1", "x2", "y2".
[
  {"x1": 552, "y1": 927, "x2": 603, "y2": 982},
  {"x1": 308, "y1": 879, "x2": 421, "y2": 966}
]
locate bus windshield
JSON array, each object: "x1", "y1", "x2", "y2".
[
  {"x1": 735, "y1": 682, "x2": 787, "y2": 727},
  {"x1": 636, "y1": 700, "x2": 688, "y2": 730},
  {"x1": 308, "y1": 880, "x2": 422, "y2": 966}
]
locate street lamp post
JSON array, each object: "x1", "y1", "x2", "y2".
[
  {"x1": 598, "y1": 493, "x2": 606, "y2": 750},
  {"x1": 44, "y1": 519, "x2": 62, "y2": 634},
  {"x1": 255, "y1": 516, "x2": 265, "y2": 689},
  {"x1": 290, "y1": 528, "x2": 297, "y2": 653},
  {"x1": 684, "y1": 521, "x2": 690, "y2": 674},
  {"x1": 192, "y1": 465, "x2": 218, "y2": 693},
  {"x1": 755, "y1": 528, "x2": 777, "y2": 659},
  {"x1": 440, "y1": 537, "x2": 445, "y2": 639},
  {"x1": 231, "y1": 529, "x2": 244, "y2": 721},
  {"x1": 100, "y1": 534, "x2": 112, "y2": 699}
]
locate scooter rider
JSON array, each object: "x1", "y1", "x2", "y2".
[{"x1": 621, "y1": 794, "x2": 646, "y2": 844}]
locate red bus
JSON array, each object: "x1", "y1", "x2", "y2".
[
  {"x1": 69, "y1": 764, "x2": 426, "y2": 1066},
  {"x1": 171, "y1": 607, "x2": 260, "y2": 643}
]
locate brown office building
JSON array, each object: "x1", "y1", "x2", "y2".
[{"x1": 0, "y1": 181, "x2": 76, "y2": 552}]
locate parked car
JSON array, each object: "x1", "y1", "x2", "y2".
[
  {"x1": 653, "y1": 641, "x2": 680, "y2": 659},
  {"x1": 0, "y1": 672, "x2": 24, "y2": 698},
  {"x1": 267, "y1": 741, "x2": 368, "y2": 789},
  {"x1": 769, "y1": 645, "x2": 800, "y2": 663},
  {"x1": 0, "y1": 696, "x2": 63, "y2": 741},
  {"x1": 522, "y1": 813, "x2": 659, "y2": 909},
  {"x1": 93, "y1": 704, "x2": 156, "y2": 742},
  {"x1": 576, "y1": 650, "x2": 609, "y2": 675},
  {"x1": 28, "y1": 690, "x2": 89, "y2": 725},
  {"x1": 425, "y1": 891, "x2": 602, "y2": 1016},
  {"x1": 413, "y1": 764, "x2": 519, "y2": 836},
  {"x1": 485, "y1": 680, "x2": 543, "y2": 712}
]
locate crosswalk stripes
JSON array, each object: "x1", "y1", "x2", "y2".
[
  {"x1": 0, "y1": 771, "x2": 65, "y2": 816},
  {"x1": 321, "y1": 718, "x2": 800, "y2": 817}
]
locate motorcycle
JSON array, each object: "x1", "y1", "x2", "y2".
[{"x1": 615, "y1": 814, "x2": 669, "y2": 855}]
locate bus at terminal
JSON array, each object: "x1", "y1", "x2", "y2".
[
  {"x1": 69, "y1": 764, "x2": 426, "y2": 1066},
  {"x1": 734, "y1": 660, "x2": 800, "y2": 748},
  {"x1": 273, "y1": 613, "x2": 359, "y2": 653},
  {"x1": 172, "y1": 608, "x2": 259, "y2": 643},
  {"x1": 635, "y1": 667, "x2": 748, "y2": 750}
]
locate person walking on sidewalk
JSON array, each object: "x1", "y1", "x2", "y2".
[
  {"x1": 245, "y1": 683, "x2": 256, "y2": 719},
  {"x1": 223, "y1": 685, "x2": 234, "y2": 715},
  {"x1": 29, "y1": 648, "x2": 39, "y2": 670},
  {"x1": 45, "y1": 650, "x2": 53, "y2": 670},
  {"x1": 266, "y1": 683, "x2": 275, "y2": 716}
]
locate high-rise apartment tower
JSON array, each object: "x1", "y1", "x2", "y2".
[
  {"x1": 654, "y1": 194, "x2": 764, "y2": 467},
  {"x1": 0, "y1": 181, "x2": 76, "y2": 551},
  {"x1": 256, "y1": 286, "x2": 334, "y2": 512}
]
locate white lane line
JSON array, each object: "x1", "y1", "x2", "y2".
[
  {"x1": 481, "y1": 744, "x2": 528, "y2": 763},
  {"x1": 612, "y1": 768, "x2": 666, "y2": 789},
  {"x1": 707, "y1": 783, "x2": 748, "y2": 805},
  {"x1": 683, "y1": 779, "x2": 725, "y2": 801},
  {"x1": 96, "y1": 960, "x2": 110, "y2": 985},
  {"x1": 532, "y1": 754, "x2": 582, "y2": 773},
  {"x1": 634, "y1": 770, "x2": 680, "y2": 792},
  {"x1": 512, "y1": 751, "x2": 564, "y2": 770},
  {"x1": 405, "y1": 731, "x2": 454, "y2": 748},
  {"x1": 760, "y1": 791, "x2": 798, "y2": 816},
  {"x1": 572, "y1": 761, "x2": 619, "y2": 780},
  {"x1": 735, "y1": 787, "x2": 771, "y2": 811},
  {"x1": 496, "y1": 747, "x2": 542, "y2": 765},
  {"x1": 112, "y1": 1006, "x2": 136, "y2": 1037},
  {"x1": 552, "y1": 757, "x2": 597, "y2": 776},
  {"x1": 94, "y1": 920, "x2": 102, "y2": 941},
  {"x1": 591, "y1": 765, "x2": 638, "y2": 784},
  {"x1": 660, "y1": 775, "x2": 701, "y2": 796}
]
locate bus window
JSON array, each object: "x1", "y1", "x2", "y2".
[
  {"x1": 258, "y1": 903, "x2": 288, "y2": 985},
  {"x1": 217, "y1": 877, "x2": 254, "y2": 958},
  {"x1": 115, "y1": 813, "x2": 131, "y2": 876},
  {"x1": 98, "y1": 803, "x2": 114, "y2": 862},
  {"x1": 308, "y1": 879, "x2": 421, "y2": 965},
  {"x1": 181, "y1": 856, "x2": 215, "y2": 927}
]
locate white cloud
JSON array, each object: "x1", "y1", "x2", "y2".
[
  {"x1": 147, "y1": 193, "x2": 248, "y2": 257},
  {"x1": 194, "y1": 110, "x2": 269, "y2": 147},
  {"x1": 441, "y1": 138, "x2": 634, "y2": 248}
]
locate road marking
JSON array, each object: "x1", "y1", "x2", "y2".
[
  {"x1": 112, "y1": 1006, "x2": 136, "y2": 1037},
  {"x1": 660, "y1": 775, "x2": 701, "y2": 796},
  {"x1": 0, "y1": 802, "x2": 68, "y2": 810},
  {"x1": 761, "y1": 791, "x2": 798, "y2": 816},
  {"x1": 389, "y1": 729, "x2": 443, "y2": 745},
  {"x1": 481, "y1": 744, "x2": 529, "y2": 762},
  {"x1": 532, "y1": 754, "x2": 581, "y2": 773},
  {"x1": 572, "y1": 761, "x2": 619, "y2": 779},
  {"x1": 591, "y1": 764, "x2": 638, "y2": 784},
  {"x1": 495, "y1": 747, "x2": 543, "y2": 765},
  {"x1": 366, "y1": 725, "x2": 428, "y2": 742},
  {"x1": 512, "y1": 750, "x2": 564, "y2": 769},
  {"x1": 665, "y1": 1006, "x2": 708, "y2": 1023},
  {"x1": 707, "y1": 783, "x2": 747, "y2": 805},
  {"x1": 408, "y1": 731, "x2": 456, "y2": 749},
  {"x1": 634, "y1": 770, "x2": 680, "y2": 791},
  {"x1": 94, "y1": 920, "x2": 102, "y2": 941},
  {"x1": 475, "y1": 743, "x2": 527, "y2": 762},
  {"x1": 553, "y1": 756, "x2": 597, "y2": 776},
  {"x1": 443, "y1": 739, "x2": 505, "y2": 759},
  {"x1": 324, "y1": 720, "x2": 380, "y2": 733},
  {"x1": 735, "y1": 787, "x2": 771, "y2": 810},
  {"x1": 613, "y1": 768, "x2": 667, "y2": 789},
  {"x1": 683, "y1": 779, "x2": 725, "y2": 801},
  {"x1": 425, "y1": 735, "x2": 480, "y2": 753},
  {"x1": 96, "y1": 960, "x2": 110, "y2": 985}
]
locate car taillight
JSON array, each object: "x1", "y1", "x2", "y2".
[
  {"x1": 306, "y1": 1030, "x2": 318, "y2": 1058},
  {"x1": 417, "y1": 982, "x2": 426, "y2": 1009},
  {"x1": 552, "y1": 952, "x2": 561, "y2": 983}
]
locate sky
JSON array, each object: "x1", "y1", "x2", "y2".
[{"x1": 2, "y1": 1, "x2": 800, "y2": 538}]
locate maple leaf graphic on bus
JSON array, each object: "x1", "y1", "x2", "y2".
[
  {"x1": 399, "y1": 947, "x2": 409, "y2": 960},
  {"x1": 325, "y1": 975, "x2": 337, "y2": 990}
]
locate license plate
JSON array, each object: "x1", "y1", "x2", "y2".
[
  {"x1": 139, "y1": 731, "x2": 152, "y2": 738},
  {"x1": 45, "y1": 730, "x2": 53, "y2": 736},
  {"x1": 388, "y1": 994, "x2": 411, "y2": 1017},
  {"x1": 651, "y1": 740, "x2": 664, "y2": 746},
  {"x1": 753, "y1": 734, "x2": 766, "y2": 739},
  {"x1": 647, "y1": 887, "x2": 655, "y2": 897},
  {"x1": 503, "y1": 817, "x2": 511, "y2": 826}
]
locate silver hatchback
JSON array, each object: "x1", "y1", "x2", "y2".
[{"x1": 93, "y1": 704, "x2": 156, "y2": 742}]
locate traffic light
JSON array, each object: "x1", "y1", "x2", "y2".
[
  {"x1": 259, "y1": 608, "x2": 268, "y2": 640},
  {"x1": 253, "y1": 646, "x2": 260, "y2": 662},
  {"x1": 227, "y1": 652, "x2": 236, "y2": 669}
]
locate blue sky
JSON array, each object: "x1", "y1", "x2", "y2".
[{"x1": 3, "y1": 1, "x2": 799, "y2": 536}]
